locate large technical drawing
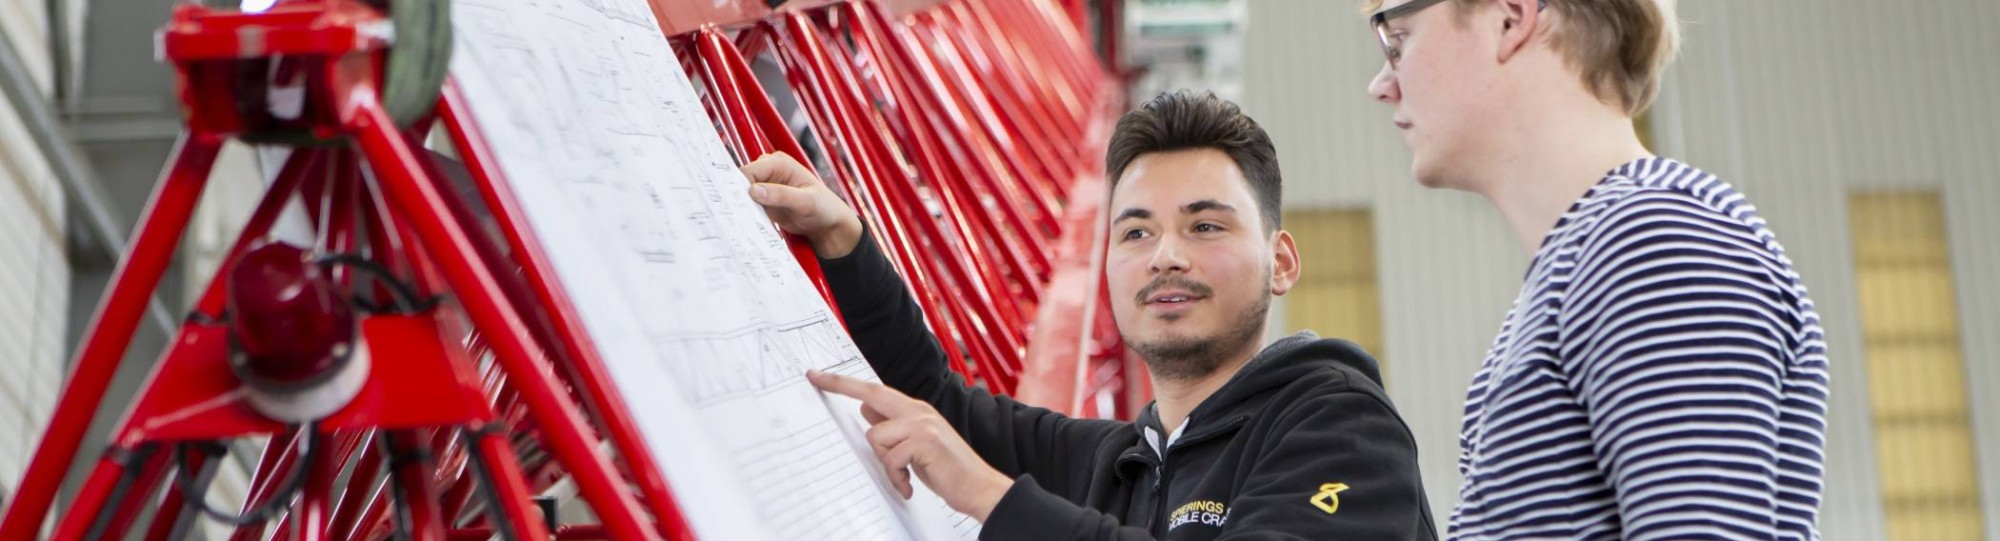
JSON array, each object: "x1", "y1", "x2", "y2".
[{"x1": 449, "y1": 0, "x2": 977, "y2": 538}]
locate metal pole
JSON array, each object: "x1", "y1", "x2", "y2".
[
  {"x1": 43, "y1": 0, "x2": 73, "y2": 109},
  {"x1": 0, "y1": 132, "x2": 223, "y2": 539},
  {"x1": 0, "y1": 17, "x2": 179, "y2": 338}
]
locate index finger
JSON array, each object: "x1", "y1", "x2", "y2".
[{"x1": 807, "y1": 370, "x2": 924, "y2": 418}]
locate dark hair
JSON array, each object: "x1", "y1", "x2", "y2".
[{"x1": 1105, "y1": 90, "x2": 1283, "y2": 231}]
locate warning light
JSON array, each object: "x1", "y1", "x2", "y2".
[{"x1": 226, "y1": 239, "x2": 370, "y2": 422}]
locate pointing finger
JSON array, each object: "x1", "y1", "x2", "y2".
[
  {"x1": 859, "y1": 402, "x2": 888, "y2": 425},
  {"x1": 807, "y1": 370, "x2": 924, "y2": 418}
]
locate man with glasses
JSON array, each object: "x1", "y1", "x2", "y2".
[{"x1": 1361, "y1": 0, "x2": 1829, "y2": 539}]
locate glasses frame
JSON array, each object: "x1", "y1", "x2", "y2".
[
  {"x1": 1370, "y1": 0, "x2": 1446, "y2": 69},
  {"x1": 1370, "y1": 0, "x2": 1544, "y2": 70}
]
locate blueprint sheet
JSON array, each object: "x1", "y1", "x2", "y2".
[{"x1": 448, "y1": 1, "x2": 979, "y2": 538}]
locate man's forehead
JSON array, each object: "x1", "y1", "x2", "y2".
[
  {"x1": 1110, "y1": 181, "x2": 1252, "y2": 217},
  {"x1": 1115, "y1": 149, "x2": 1244, "y2": 185},
  {"x1": 1111, "y1": 149, "x2": 1256, "y2": 208}
]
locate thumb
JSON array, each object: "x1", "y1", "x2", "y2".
[
  {"x1": 742, "y1": 153, "x2": 816, "y2": 188},
  {"x1": 748, "y1": 182, "x2": 818, "y2": 214}
]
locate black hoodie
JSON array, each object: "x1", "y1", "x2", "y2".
[{"x1": 822, "y1": 232, "x2": 1437, "y2": 541}]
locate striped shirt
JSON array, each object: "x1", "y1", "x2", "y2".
[{"x1": 1446, "y1": 158, "x2": 1830, "y2": 540}]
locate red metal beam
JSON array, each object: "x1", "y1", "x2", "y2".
[
  {"x1": 0, "y1": 133, "x2": 223, "y2": 539},
  {"x1": 837, "y1": 4, "x2": 1045, "y2": 310},
  {"x1": 348, "y1": 93, "x2": 591, "y2": 541}
]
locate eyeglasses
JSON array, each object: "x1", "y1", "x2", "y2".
[{"x1": 1370, "y1": 0, "x2": 1545, "y2": 70}]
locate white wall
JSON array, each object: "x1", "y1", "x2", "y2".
[
  {"x1": 1243, "y1": 1, "x2": 2000, "y2": 538},
  {"x1": 3, "y1": 0, "x2": 256, "y2": 521},
  {"x1": 0, "y1": 0, "x2": 52, "y2": 96},
  {"x1": 1655, "y1": 3, "x2": 2000, "y2": 538},
  {"x1": 0, "y1": 0, "x2": 70, "y2": 500},
  {"x1": 1242, "y1": 0, "x2": 1526, "y2": 528}
]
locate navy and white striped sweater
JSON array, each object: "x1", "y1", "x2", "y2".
[{"x1": 1446, "y1": 158, "x2": 1829, "y2": 540}]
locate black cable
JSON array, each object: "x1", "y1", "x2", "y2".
[
  {"x1": 82, "y1": 445, "x2": 158, "y2": 541},
  {"x1": 185, "y1": 309, "x2": 228, "y2": 327},
  {"x1": 377, "y1": 432, "x2": 416, "y2": 541},
  {"x1": 461, "y1": 426, "x2": 522, "y2": 541},
  {"x1": 173, "y1": 423, "x2": 318, "y2": 526},
  {"x1": 315, "y1": 252, "x2": 442, "y2": 313}
]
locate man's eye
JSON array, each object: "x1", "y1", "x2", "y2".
[
  {"x1": 1194, "y1": 223, "x2": 1223, "y2": 233},
  {"x1": 1123, "y1": 229, "x2": 1150, "y2": 241}
]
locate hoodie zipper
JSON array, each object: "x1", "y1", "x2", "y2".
[
  {"x1": 1152, "y1": 462, "x2": 1173, "y2": 536},
  {"x1": 1119, "y1": 450, "x2": 1162, "y2": 532},
  {"x1": 1148, "y1": 415, "x2": 1248, "y2": 536}
]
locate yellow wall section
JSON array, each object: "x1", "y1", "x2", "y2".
[
  {"x1": 1281, "y1": 208, "x2": 1385, "y2": 379},
  {"x1": 1849, "y1": 190, "x2": 1984, "y2": 540}
]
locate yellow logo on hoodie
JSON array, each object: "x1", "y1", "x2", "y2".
[
  {"x1": 1310, "y1": 483, "x2": 1350, "y2": 514},
  {"x1": 1168, "y1": 500, "x2": 1229, "y2": 531}
]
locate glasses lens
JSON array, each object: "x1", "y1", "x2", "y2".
[{"x1": 1375, "y1": 24, "x2": 1397, "y2": 68}]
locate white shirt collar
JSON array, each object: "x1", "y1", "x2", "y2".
[{"x1": 1143, "y1": 417, "x2": 1191, "y2": 457}]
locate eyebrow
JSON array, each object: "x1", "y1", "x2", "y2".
[
  {"x1": 1112, "y1": 201, "x2": 1237, "y2": 225},
  {"x1": 1112, "y1": 208, "x2": 1152, "y2": 224},
  {"x1": 1183, "y1": 200, "x2": 1236, "y2": 215}
]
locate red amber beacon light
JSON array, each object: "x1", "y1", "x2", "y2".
[{"x1": 225, "y1": 239, "x2": 369, "y2": 423}]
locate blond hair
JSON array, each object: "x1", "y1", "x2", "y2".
[{"x1": 1363, "y1": 0, "x2": 1680, "y2": 115}]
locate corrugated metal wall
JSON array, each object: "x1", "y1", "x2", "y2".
[
  {"x1": 1243, "y1": 1, "x2": 2000, "y2": 538},
  {"x1": 1656, "y1": 3, "x2": 2000, "y2": 538},
  {"x1": 0, "y1": 0, "x2": 264, "y2": 519},
  {"x1": 0, "y1": 0, "x2": 68, "y2": 498}
]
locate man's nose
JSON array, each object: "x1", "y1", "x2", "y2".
[
  {"x1": 1148, "y1": 236, "x2": 1190, "y2": 275},
  {"x1": 1369, "y1": 62, "x2": 1399, "y2": 104}
]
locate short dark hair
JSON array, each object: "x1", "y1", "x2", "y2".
[{"x1": 1105, "y1": 90, "x2": 1283, "y2": 232}]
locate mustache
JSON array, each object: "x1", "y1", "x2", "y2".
[{"x1": 1135, "y1": 275, "x2": 1214, "y2": 304}]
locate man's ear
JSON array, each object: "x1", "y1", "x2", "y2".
[
  {"x1": 1270, "y1": 230, "x2": 1302, "y2": 297},
  {"x1": 1496, "y1": 0, "x2": 1543, "y2": 63}
]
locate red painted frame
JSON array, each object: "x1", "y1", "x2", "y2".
[
  {"x1": 4, "y1": 0, "x2": 1122, "y2": 538},
  {"x1": 2, "y1": 2, "x2": 656, "y2": 539},
  {"x1": 762, "y1": 10, "x2": 1032, "y2": 390}
]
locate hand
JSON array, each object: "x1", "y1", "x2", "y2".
[
  {"x1": 741, "y1": 153, "x2": 865, "y2": 258},
  {"x1": 807, "y1": 370, "x2": 1015, "y2": 522}
]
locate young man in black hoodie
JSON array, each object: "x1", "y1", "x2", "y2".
[{"x1": 744, "y1": 90, "x2": 1435, "y2": 540}]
